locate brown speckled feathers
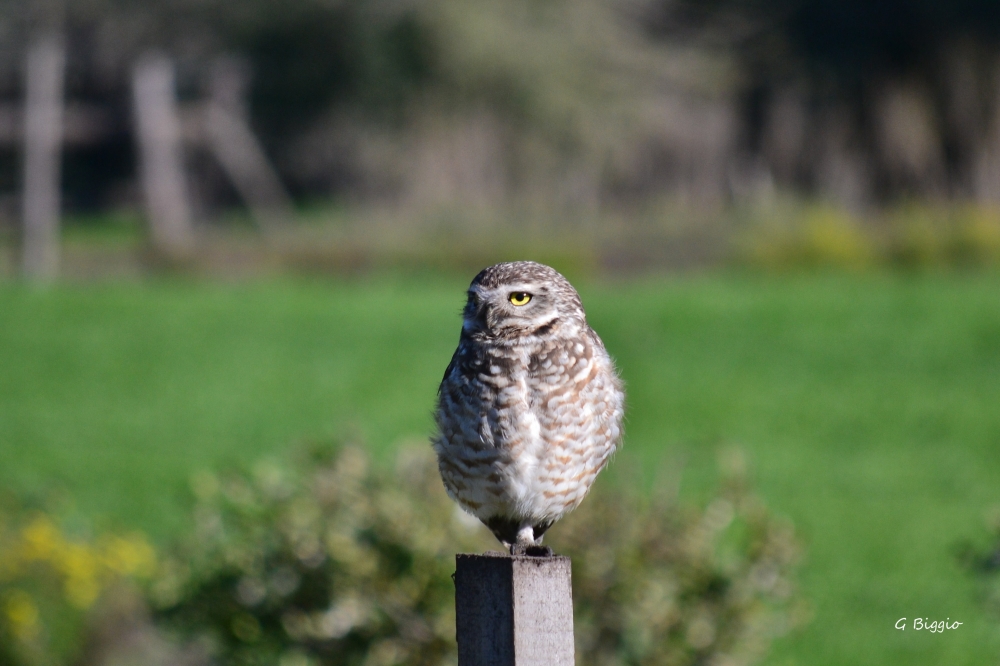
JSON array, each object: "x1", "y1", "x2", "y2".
[{"x1": 432, "y1": 262, "x2": 624, "y2": 548}]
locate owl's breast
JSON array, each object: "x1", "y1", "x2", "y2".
[
  {"x1": 437, "y1": 342, "x2": 543, "y2": 453},
  {"x1": 432, "y1": 340, "x2": 540, "y2": 517}
]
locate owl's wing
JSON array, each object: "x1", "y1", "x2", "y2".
[
  {"x1": 439, "y1": 346, "x2": 462, "y2": 389},
  {"x1": 528, "y1": 332, "x2": 624, "y2": 449}
]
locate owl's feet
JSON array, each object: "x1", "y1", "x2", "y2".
[
  {"x1": 489, "y1": 520, "x2": 556, "y2": 556},
  {"x1": 510, "y1": 525, "x2": 552, "y2": 556}
]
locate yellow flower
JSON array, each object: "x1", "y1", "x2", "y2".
[
  {"x1": 3, "y1": 589, "x2": 40, "y2": 640},
  {"x1": 59, "y1": 543, "x2": 100, "y2": 609},
  {"x1": 103, "y1": 535, "x2": 157, "y2": 577},
  {"x1": 65, "y1": 576, "x2": 101, "y2": 609},
  {"x1": 19, "y1": 515, "x2": 62, "y2": 562}
]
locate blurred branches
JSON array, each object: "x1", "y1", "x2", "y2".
[
  {"x1": 653, "y1": 0, "x2": 1000, "y2": 83},
  {"x1": 0, "y1": 0, "x2": 742, "y2": 216},
  {"x1": 653, "y1": 0, "x2": 1000, "y2": 202},
  {"x1": 5, "y1": 0, "x2": 1000, "y2": 234}
]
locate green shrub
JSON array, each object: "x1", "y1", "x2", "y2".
[
  {"x1": 149, "y1": 445, "x2": 483, "y2": 666},
  {"x1": 150, "y1": 444, "x2": 805, "y2": 666},
  {"x1": 738, "y1": 201, "x2": 1000, "y2": 270},
  {"x1": 551, "y1": 450, "x2": 805, "y2": 666}
]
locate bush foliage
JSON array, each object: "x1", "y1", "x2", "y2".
[
  {"x1": 551, "y1": 450, "x2": 804, "y2": 666},
  {"x1": 150, "y1": 445, "x2": 484, "y2": 666},
  {"x1": 150, "y1": 444, "x2": 804, "y2": 666}
]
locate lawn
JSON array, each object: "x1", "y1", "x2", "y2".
[{"x1": 1, "y1": 271, "x2": 998, "y2": 665}]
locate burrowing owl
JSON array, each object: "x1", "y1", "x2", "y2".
[{"x1": 433, "y1": 261, "x2": 624, "y2": 552}]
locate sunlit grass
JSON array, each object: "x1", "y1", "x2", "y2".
[{"x1": 0, "y1": 271, "x2": 998, "y2": 665}]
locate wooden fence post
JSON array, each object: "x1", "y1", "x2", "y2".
[
  {"x1": 454, "y1": 553, "x2": 575, "y2": 666},
  {"x1": 131, "y1": 53, "x2": 194, "y2": 258},
  {"x1": 21, "y1": 33, "x2": 65, "y2": 281},
  {"x1": 203, "y1": 56, "x2": 293, "y2": 232}
]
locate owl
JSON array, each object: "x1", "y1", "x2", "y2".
[{"x1": 432, "y1": 261, "x2": 624, "y2": 553}]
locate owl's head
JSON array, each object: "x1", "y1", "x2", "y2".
[{"x1": 462, "y1": 261, "x2": 586, "y2": 342}]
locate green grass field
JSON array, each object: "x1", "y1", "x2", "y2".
[{"x1": 1, "y1": 271, "x2": 999, "y2": 665}]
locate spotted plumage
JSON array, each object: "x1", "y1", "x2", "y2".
[{"x1": 432, "y1": 261, "x2": 624, "y2": 551}]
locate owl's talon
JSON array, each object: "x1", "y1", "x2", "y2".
[
  {"x1": 524, "y1": 545, "x2": 554, "y2": 557},
  {"x1": 510, "y1": 543, "x2": 554, "y2": 557}
]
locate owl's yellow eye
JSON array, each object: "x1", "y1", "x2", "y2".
[{"x1": 508, "y1": 292, "x2": 532, "y2": 306}]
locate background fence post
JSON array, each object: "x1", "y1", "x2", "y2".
[
  {"x1": 132, "y1": 53, "x2": 195, "y2": 259},
  {"x1": 455, "y1": 553, "x2": 574, "y2": 666},
  {"x1": 203, "y1": 56, "x2": 294, "y2": 233},
  {"x1": 21, "y1": 33, "x2": 65, "y2": 281}
]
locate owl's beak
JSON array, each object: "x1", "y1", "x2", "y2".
[
  {"x1": 462, "y1": 295, "x2": 490, "y2": 333},
  {"x1": 474, "y1": 301, "x2": 492, "y2": 330}
]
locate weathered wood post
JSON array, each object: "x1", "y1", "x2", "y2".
[
  {"x1": 21, "y1": 32, "x2": 66, "y2": 281},
  {"x1": 203, "y1": 56, "x2": 294, "y2": 232},
  {"x1": 131, "y1": 53, "x2": 195, "y2": 258},
  {"x1": 454, "y1": 552, "x2": 574, "y2": 666}
]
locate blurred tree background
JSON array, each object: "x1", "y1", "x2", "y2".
[
  {"x1": 657, "y1": 0, "x2": 1000, "y2": 203},
  {"x1": 1, "y1": 0, "x2": 1000, "y2": 259}
]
